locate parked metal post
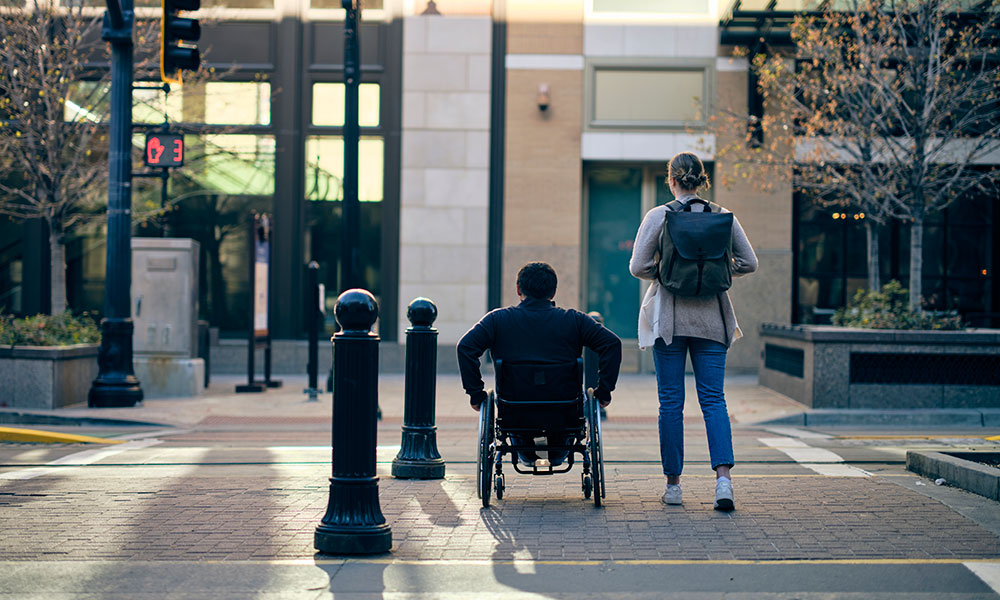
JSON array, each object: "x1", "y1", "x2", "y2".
[
  {"x1": 315, "y1": 289, "x2": 391, "y2": 555},
  {"x1": 304, "y1": 262, "x2": 320, "y2": 402},
  {"x1": 392, "y1": 298, "x2": 445, "y2": 479},
  {"x1": 585, "y1": 311, "x2": 606, "y2": 418}
]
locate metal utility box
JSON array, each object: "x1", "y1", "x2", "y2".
[{"x1": 131, "y1": 238, "x2": 200, "y2": 358}]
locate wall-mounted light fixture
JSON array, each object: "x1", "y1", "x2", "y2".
[{"x1": 537, "y1": 84, "x2": 551, "y2": 112}]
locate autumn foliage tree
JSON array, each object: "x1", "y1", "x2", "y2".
[{"x1": 714, "y1": 0, "x2": 1000, "y2": 310}]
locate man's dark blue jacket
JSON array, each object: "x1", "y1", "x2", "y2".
[{"x1": 457, "y1": 297, "x2": 623, "y2": 408}]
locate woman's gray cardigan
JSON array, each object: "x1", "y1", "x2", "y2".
[{"x1": 628, "y1": 197, "x2": 758, "y2": 349}]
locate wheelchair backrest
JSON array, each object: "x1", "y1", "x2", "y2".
[
  {"x1": 494, "y1": 359, "x2": 585, "y2": 432},
  {"x1": 495, "y1": 359, "x2": 583, "y2": 404}
]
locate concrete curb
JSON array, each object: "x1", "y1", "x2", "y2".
[
  {"x1": 760, "y1": 409, "x2": 1000, "y2": 427},
  {"x1": 906, "y1": 450, "x2": 1000, "y2": 502},
  {"x1": 0, "y1": 410, "x2": 170, "y2": 429},
  {"x1": 0, "y1": 426, "x2": 126, "y2": 445}
]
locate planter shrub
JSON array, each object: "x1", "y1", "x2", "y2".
[{"x1": 0, "y1": 313, "x2": 101, "y2": 409}]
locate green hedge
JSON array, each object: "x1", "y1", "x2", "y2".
[
  {"x1": 832, "y1": 281, "x2": 964, "y2": 330},
  {"x1": 0, "y1": 312, "x2": 102, "y2": 346}
]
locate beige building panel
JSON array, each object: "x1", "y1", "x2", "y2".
[
  {"x1": 508, "y1": 0, "x2": 583, "y2": 23},
  {"x1": 508, "y1": 22, "x2": 583, "y2": 55},
  {"x1": 505, "y1": 70, "x2": 584, "y2": 169},
  {"x1": 714, "y1": 172, "x2": 793, "y2": 251},
  {"x1": 726, "y1": 252, "x2": 793, "y2": 370},
  {"x1": 504, "y1": 172, "x2": 582, "y2": 246},
  {"x1": 501, "y1": 245, "x2": 581, "y2": 311}
]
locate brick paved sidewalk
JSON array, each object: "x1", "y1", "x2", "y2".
[{"x1": 1, "y1": 465, "x2": 997, "y2": 562}]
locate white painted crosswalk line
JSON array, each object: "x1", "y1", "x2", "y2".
[
  {"x1": 763, "y1": 426, "x2": 833, "y2": 440},
  {"x1": 0, "y1": 438, "x2": 163, "y2": 482},
  {"x1": 759, "y1": 437, "x2": 845, "y2": 463},
  {"x1": 758, "y1": 436, "x2": 872, "y2": 477},
  {"x1": 801, "y1": 463, "x2": 872, "y2": 477},
  {"x1": 964, "y1": 562, "x2": 1000, "y2": 596}
]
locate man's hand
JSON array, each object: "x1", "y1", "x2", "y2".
[
  {"x1": 469, "y1": 389, "x2": 487, "y2": 412},
  {"x1": 595, "y1": 387, "x2": 612, "y2": 408}
]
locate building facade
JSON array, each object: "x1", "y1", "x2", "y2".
[{"x1": 1, "y1": 0, "x2": 996, "y2": 373}]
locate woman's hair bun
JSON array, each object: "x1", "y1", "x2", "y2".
[{"x1": 668, "y1": 152, "x2": 711, "y2": 191}]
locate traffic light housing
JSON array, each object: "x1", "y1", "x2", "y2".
[{"x1": 161, "y1": 0, "x2": 201, "y2": 84}]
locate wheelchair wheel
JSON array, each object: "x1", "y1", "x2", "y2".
[
  {"x1": 495, "y1": 474, "x2": 505, "y2": 500},
  {"x1": 586, "y1": 389, "x2": 604, "y2": 507},
  {"x1": 478, "y1": 391, "x2": 496, "y2": 508},
  {"x1": 582, "y1": 474, "x2": 593, "y2": 500}
]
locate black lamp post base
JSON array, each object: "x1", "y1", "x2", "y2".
[
  {"x1": 314, "y1": 524, "x2": 391, "y2": 555},
  {"x1": 235, "y1": 383, "x2": 266, "y2": 393},
  {"x1": 391, "y1": 458, "x2": 445, "y2": 480},
  {"x1": 88, "y1": 380, "x2": 143, "y2": 408}
]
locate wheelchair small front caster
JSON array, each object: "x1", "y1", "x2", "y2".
[
  {"x1": 495, "y1": 474, "x2": 505, "y2": 500},
  {"x1": 582, "y1": 474, "x2": 593, "y2": 499}
]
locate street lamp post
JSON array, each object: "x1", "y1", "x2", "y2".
[
  {"x1": 341, "y1": 0, "x2": 361, "y2": 292},
  {"x1": 89, "y1": 0, "x2": 143, "y2": 407}
]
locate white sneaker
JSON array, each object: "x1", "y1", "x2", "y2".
[
  {"x1": 714, "y1": 477, "x2": 734, "y2": 511},
  {"x1": 661, "y1": 483, "x2": 682, "y2": 505}
]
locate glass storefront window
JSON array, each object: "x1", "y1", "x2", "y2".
[
  {"x1": 304, "y1": 135, "x2": 383, "y2": 328},
  {"x1": 312, "y1": 83, "x2": 380, "y2": 127},
  {"x1": 795, "y1": 191, "x2": 995, "y2": 322},
  {"x1": 304, "y1": 136, "x2": 383, "y2": 201},
  {"x1": 130, "y1": 134, "x2": 276, "y2": 332},
  {"x1": 204, "y1": 82, "x2": 271, "y2": 126},
  {"x1": 66, "y1": 81, "x2": 269, "y2": 126}
]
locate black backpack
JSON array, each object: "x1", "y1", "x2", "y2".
[{"x1": 657, "y1": 198, "x2": 734, "y2": 297}]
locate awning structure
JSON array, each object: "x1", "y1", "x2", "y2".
[{"x1": 719, "y1": 0, "x2": 821, "y2": 47}]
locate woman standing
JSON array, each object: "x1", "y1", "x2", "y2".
[{"x1": 628, "y1": 152, "x2": 757, "y2": 511}]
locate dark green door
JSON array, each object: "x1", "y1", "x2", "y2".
[{"x1": 586, "y1": 167, "x2": 642, "y2": 339}]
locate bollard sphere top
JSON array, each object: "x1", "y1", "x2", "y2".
[
  {"x1": 587, "y1": 310, "x2": 604, "y2": 325},
  {"x1": 335, "y1": 289, "x2": 379, "y2": 332},
  {"x1": 407, "y1": 297, "x2": 438, "y2": 327}
]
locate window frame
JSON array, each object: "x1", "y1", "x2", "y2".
[{"x1": 583, "y1": 58, "x2": 715, "y2": 131}]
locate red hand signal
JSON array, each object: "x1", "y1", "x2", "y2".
[{"x1": 147, "y1": 137, "x2": 166, "y2": 164}]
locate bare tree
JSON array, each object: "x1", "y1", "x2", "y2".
[{"x1": 714, "y1": 0, "x2": 1000, "y2": 310}]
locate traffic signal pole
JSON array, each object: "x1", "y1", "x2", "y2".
[{"x1": 89, "y1": 0, "x2": 143, "y2": 406}]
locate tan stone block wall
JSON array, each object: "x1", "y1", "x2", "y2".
[
  {"x1": 503, "y1": 64, "x2": 584, "y2": 308},
  {"x1": 713, "y1": 66, "x2": 794, "y2": 370},
  {"x1": 508, "y1": 22, "x2": 582, "y2": 55}
]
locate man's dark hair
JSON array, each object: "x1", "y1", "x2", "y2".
[{"x1": 516, "y1": 262, "x2": 557, "y2": 300}]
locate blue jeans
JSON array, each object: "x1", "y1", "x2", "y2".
[{"x1": 652, "y1": 336, "x2": 734, "y2": 476}]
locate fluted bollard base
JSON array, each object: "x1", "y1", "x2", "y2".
[
  {"x1": 89, "y1": 318, "x2": 143, "y2": 407},
  {"x1": 315, "y1": 477, "x2": 392, "y2": 555},
  {"x1": 392, "y1": 426, "x2": 445, "y2": 479}
]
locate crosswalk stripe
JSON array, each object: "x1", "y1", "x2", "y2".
[
  {"x1": 965, "y1": 561, "x2": 1000, "y2": 595},
  {"x1": 758, "y1": 436, "x2": 871, "y2": 477},
  {"x1": 0, "y1": 438, "x2": 163, "y2": 482}
]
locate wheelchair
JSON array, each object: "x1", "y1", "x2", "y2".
[{"x1": 477, "y1": 358, "x2": 606, "y2": 508}]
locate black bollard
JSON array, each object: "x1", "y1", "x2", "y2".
[
  {"x1": 304, "y1": 262, "x2": 321, "y2": 402},
  {"x1": 585, "y1": 311, "x2": 607, "y2": 419},
  {"x1": 392, "y1": 298, "x2": 445, "y2": 479},
  {"x1": 314, "y1": 289, "x2": 391, "y2": 555}
]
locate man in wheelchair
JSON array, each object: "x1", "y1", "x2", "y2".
[{"x1": 457, "y1": 262, "x2": 622, "y2": 468}]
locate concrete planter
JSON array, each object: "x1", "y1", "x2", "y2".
[
  {"x1": 759, "y1": 324, "x2": 1000, "y2": 409},
  {"x1": 0, "y1": 344, "x2": 100, "y2": 409}
]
